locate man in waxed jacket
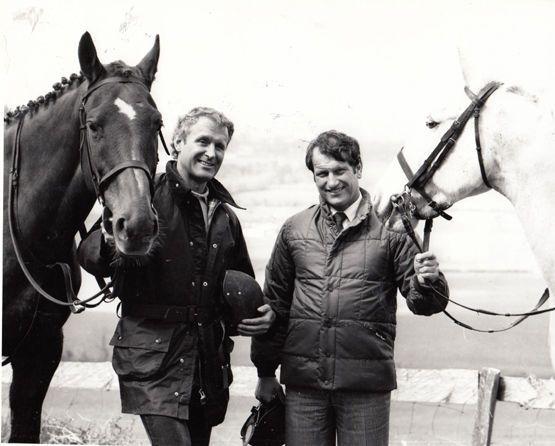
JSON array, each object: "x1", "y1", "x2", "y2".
[
  {"x1": 252, "y1": 130, "x2": 449, "y2": 446},
  {"x1": 79, "y1": 107, "x2": 275, "y2": 446}
]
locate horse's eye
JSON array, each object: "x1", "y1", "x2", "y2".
[
  {"x1": 426, "y1": 119, "x2": 439, "y2": 129},
  {"x1": 88, "y1": 121, "x2": 99, "y2": 132},
  {"x1": 153, "y1": 118, "x2": 163, "y2": 131}
]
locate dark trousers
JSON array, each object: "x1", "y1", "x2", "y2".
[
  {"x1": 285, "y1": 386, "x2": 391, "y2": 446},
  {"x1": 140, "y1": 411, "x2": 212, "y2": 446}
]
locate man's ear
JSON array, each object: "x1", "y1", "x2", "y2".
[
  {"x1": 171, "y1": 138, "x2": 182, "y2": 158},
  {"x1": 355, "y1": 163, "x2": 363, "y2": 178}
]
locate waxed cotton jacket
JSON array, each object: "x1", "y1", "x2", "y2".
[
  {"x1": 251, "y1": 189, "x2": 448, "y2": 392},
  {"x1": 78, "y1": 161, "x2": 254, "y2": 425}
]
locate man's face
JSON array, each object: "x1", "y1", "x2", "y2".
[
  {"x1": 312, "y1": 147, "x2": 361, "y2": 211},
  {"x1": 174, "y1": 116, "x2": 230, "y2": 185}
]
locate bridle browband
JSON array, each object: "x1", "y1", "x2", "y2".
[
  {"x1": 79, "y1": 76, "x2": 170, "y2": 203},
  {"x1": 6, "y1": 76, "x2": 169, "y2": 365},
  {"x1": 389, "y1": 81, "x2": 553, "y2": 333}
]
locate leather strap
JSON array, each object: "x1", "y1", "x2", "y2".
[
  {"x1": 474, "y1": 107, "x2": 492, "y2": 188},
  {"x1": 122, "y1": 303, "x2": 220, "y2": 324},
  {"x1": 396, "y1": 150, "x2": 452, "y2": 221},
  {"x1": 390, "y1": 81, "x2": 554, "y2": 332},
  {"x1": 407, "y1": 81, "x2": 502, "y2": 193},
  {"x1": 97, "y1": 160, "x2": 154, "y2": 195}
]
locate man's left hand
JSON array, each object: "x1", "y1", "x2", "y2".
[
  {"x1": 237, "y1": 304, "x2": 276, "y2": 336},
  {"x1": 414, "y1": 251, "x2": 440, "y2": 284}
]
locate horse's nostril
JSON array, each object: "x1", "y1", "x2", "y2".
[
  {"x1": 102, "y1": 207, "x2": 114, "y2": 235},
  {"x1": 115, "y1": 217, "x2": 126, "y2": 235}
]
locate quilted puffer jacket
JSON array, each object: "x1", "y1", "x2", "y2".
[{"x1": 251, "y1": 189, "x2": 448, "y2": 392}]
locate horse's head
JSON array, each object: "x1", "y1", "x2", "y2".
[
  {"x1": 78, "y1": 32, "x2": 161, "y2": 256},
  {"x1": 372, "y1": 94, "x2": 498, "y2": 233}
]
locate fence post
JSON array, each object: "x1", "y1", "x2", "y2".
[{"x1": 472, "y1": 367, "x2": 501, "y2": 446}]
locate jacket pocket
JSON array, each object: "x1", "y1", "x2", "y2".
[{"x1": 109, "y1": 316, "x2": 176, "y2": 380}]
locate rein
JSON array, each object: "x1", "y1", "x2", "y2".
[{"x1": 391, "y1": 81, "x2": 553, "y2": 332}]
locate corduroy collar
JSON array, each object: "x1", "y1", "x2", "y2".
[{"x1": 165, "y1": 161, "x2": 244, "y2": 209}]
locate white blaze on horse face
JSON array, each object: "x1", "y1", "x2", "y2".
[{"x1": 114, "y1": 98, "x2": 137, "y2": 121}]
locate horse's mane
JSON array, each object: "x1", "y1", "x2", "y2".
[
  {"x1": 3, "y1": 73, "x2": 86, "y2": 127},
  {"x1": 3, "y1": 61, "x2": 147, "y2": 127},
  {"x1": 106, "y1": 60, "x2": 146, "y2": 81}
]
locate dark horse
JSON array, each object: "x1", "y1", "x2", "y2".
[{"x1": 3, "y1": 32, "x2": 162, "y2": 443}]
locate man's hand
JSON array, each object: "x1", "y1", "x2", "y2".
[
  {"x1": 237, "y1": 304, "x2": 276, "y2": 336},
  {"x1": 414, "y1": 251, "x2": 440, "y2": 284},
  {"x1": 255, "y1": 377, "x2": 285, "y2": 403}
]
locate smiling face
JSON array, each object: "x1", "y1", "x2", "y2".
[
  {"x1": 173, "y1": 116, "x2": 230, "y2": 191},
  {"x1": 312, "y1": 147, "x2": 362, "y2": 211}
]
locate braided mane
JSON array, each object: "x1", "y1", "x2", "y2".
[
  {"x1": 4, "y1": 61, "x2": 148, "y2": 127},
  {"x1": 4, "y1": 73, "x2": 86, "y2": 126}
]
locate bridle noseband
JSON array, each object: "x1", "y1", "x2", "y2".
[{"x1": 388, "y1": 81, "x2": 553, "y2": 332}]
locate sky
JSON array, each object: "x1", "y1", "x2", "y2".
[{"x1": 3, "y1": 0, "x2": 552, "y2": 152}]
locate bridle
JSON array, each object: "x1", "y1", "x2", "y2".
[
  {"x1": 6, "y1": 77, "x2": 170, "y2": 364},
  {"x1": 79, "y1": 76, "x2": 165, "y2": 204},
  {"x1": 389, "y1": 81, "x2": 553, "y2": 332}
]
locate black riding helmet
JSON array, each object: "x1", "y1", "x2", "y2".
[
  {"x1": 222, "y1": 270, "x2": 264, "y2": 335},
  {"x1": 240, "y1": 397, "x2": 285, "y2": 446}
]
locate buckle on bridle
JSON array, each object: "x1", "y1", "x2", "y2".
[{"x1": 391, "y1": 189, "x2": 417, "y2": 218}]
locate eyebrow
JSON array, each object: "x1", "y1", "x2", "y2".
[{"x1": 195, "y1": 134, "x2": 227, "y2": 145}]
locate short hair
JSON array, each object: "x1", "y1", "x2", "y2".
[
  {"x1": 171, "y1": 107, "x2": 234, "y2": 155},
  {"x1": 305, "y1": 130, "x2": 362, "y2": 172}
]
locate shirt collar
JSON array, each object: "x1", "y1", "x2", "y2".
[
  {"x1": 165, "y1": 161, "x2": 245, "y2": 209},
  {"x1": 330, "y1": 191, "x2": 362, "y2": 223},
  {"x1": 191, "y1": 188, "x2": 209, "y2": 203}
]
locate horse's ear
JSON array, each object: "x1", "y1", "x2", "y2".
[
  {"x1": 78, "y1": 32, "x2": 105, "y2": 83},
  {"x1": 136, "y1": 35, "x2": 160, "y2": 89}
]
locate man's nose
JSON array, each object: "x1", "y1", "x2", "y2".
[
  {"x1": 205, "y1": 143, "x2": 216, "y2": 158},
  {"x1": 327, "y1": 174, "x2": 339, "y2": 188}
]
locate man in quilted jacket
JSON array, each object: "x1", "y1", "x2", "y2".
[{"x1": 251, "y1": 130, "x2": 449, "y2": 446}]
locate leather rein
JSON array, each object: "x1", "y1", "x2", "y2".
[
  {"x1": 391, "y1": 81, "x2": 553, "y2": 333},
  {"x1": 7, "y1": 76, "x2": 170, "y2": 314}
]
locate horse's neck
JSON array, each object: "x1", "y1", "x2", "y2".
[
  {"x1": 506, "y1": 188, "x2": 555, "y2": 294},
  {"x1": 8, "y1": 86, "x2": 95, "y2": 256},
  {"x1": 489, "y1": 92, "x2": 555, "y2": 291}
]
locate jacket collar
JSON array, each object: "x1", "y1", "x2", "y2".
[
  {"x1": 165, "y1": 161, "x2": 244, "y2": 209},
  {"x1": 320, "y1": 188, "x2": 372, "y2": 227}
]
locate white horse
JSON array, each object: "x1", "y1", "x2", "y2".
[{"x1": 371, "y1": 70, "x2": 555, "y2": 369}]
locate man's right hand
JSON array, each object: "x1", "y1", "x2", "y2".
[{"x1": 255, "y1": 377, "x2": 285, "y2": 403}]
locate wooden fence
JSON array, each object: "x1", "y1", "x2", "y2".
[
  {"x1": 394, "y1": 367, "x2": 555, "y2": 445},
  {"x1": 2, "y1": 364, "x2": 555, "y2": 445}
]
